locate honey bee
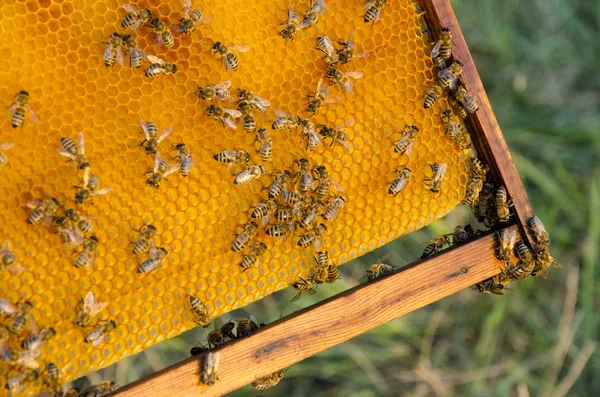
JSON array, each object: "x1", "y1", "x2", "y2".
[
  {"x1": 137, "y1": 246, "x2": 168, "y2": 273},
  {"x1": 42, "y1": 362, "x2": 61, "y2": 395},
  {"x1": 188, "y1": 295, "x2": 211, "y2": 327},
  {"x1": 279, "y1": 5, "x2": 301, "y2": 42},
  {"x1": 121, "y1": 4, "x2": 152, "y2": 30},
  {"x1": 319, "y1": 119, "x2": 354, "y2": 151},
  {"x1": 232, "y1": 222, "x2": 259, "y2": 252},
  {"x1": 255, "y1": 128, "x2": 273, "y2": 162},
  {"x1": 58, "y1": 132, "x2": 89, "y2": 170},
  {"x1": 423, "y1": 82, "x2": 444, "y2": 109},
  {"x1": 27, "y1": 197, "x2": 60, "y2": 226},
  {"x1": 532, "y1": 246, "x2": 560, "y2": 278},
  {"x1": 74, "y1": 168, "x2": 112, "y2": 204},
  {"x1": 199, "y1": 352, "x2": 220, "y2": 386},
  {"x1": 146, "y1": 152, "x2": 180, "y2": 188},
  {"x1": 214, "y1": 149, "x2": 251, "y2": 172},
  {"x1": 75, "y1": 291, "x2": 107, "y2": 328},
  {"x1": 421, "y1": 236, "x2": 451, "y2": 259},
  {"x1": 475, "y1": 275, "x2": 505, "y2": 295},
  {"x1": 220, "y1": 319, "x2": 237, "y2": 339},
  {"x1": 364, "y1": 0, "x2": 386, "y2": 23},
  {"x1": 297, "y1": 223, "x2": 327, "y2": 250},
  {"x1": 145, "y1": 54, "x2": 178, "y2": 78},
  {"x1": 310, "y1": 261, "x2": 329, "y2": 285},
  {"x1": 474, "y1": 182, "x2": 495, "y2": 223},
  {"x1": 468, "y1": 157, "x2": 488, "y2": 180},
  {"x1": 21, "y1": 327, "x2": 56, "y2": 352},
  {"x1": 54, "y1": 216, "x2": 83, "y2": 249},
  {"x1": 240, "y1": 111, "x2": 256, "y2": 132},
  {"x1": 211, "y1": 41, "x2": 250, "y2": 72},
  {"x1": 84, "y1": 320, "x2": 116, "y2": 347},
  {"x1": 326, "y1": 68, "x2": 364, "y2": 95},
  {"x1": 207, "y1": 323, "x2": 226, "y2": 348},
  {"x1": 272, "y1": 109, "x2": 301, "y2": 130},
  {"x1": 366, "y1": 255, "x2": 395, "y2": 282},
  {"x1": 251, "y1": 199, "x2": 278, "y2": 225},
  {"x1": 251, "y1": 370, "x2": 284, "y2": 391},
  {"x1": 173, "y1": 143, "x2": 193, "y2": 177},
  {"x1": 431, "y1": 27, "x2": 453, "y2": 61},
  {"x1": 314, "y1": 165, "x2": 343, "y2": 199},
  {"x1": 6, "y1": 369, "x2": 39, "y2": 394},
  {"x1": 424, "y1": 162, "x2": 447, "y2": 193},
  {"x1": 268, "y1": 171, "x2": 293, "y2": 199},
  {"x1": 528, "y1": 216, "x2": 550, "y2": 247},
  {"x1": 237, "y1": 89, "x2": 271, "y2": 113},
  {"x1": 140, "y1": 120, "x2": 172, "y2": 155},
  {"x1": 298, "y1": 0, "x2": 326, "y2": 30},
  {"x1": 266, "y1": 222, "x2": 297, "y2": 240},
  {"x1": 388, "y1": 167, "x2": 412, "y2": 196},
  {"x1": 291, "y1": 277, "x2": 316, "y2": 302},
  {"x1": 74, "y1": 236, "x2": 99, "y2": 269},
  {"x1": 447, "y1": 95, "x2": 468, "y2": 119},
  {"x1": 441, "y1": 110, "x2": 470, "y2": 150},
  {"x1": 122, "y1": 34, "x2": 144, "y2": 68},
  {"x1": 79, "y1": 381, "x2": 119, "y2": 397},
  {"x1": 0, "y1": 298, "x2": 16, "y2": 317},
  {"x1": 306, "y1": 78, "x2": 340, "y2": 116},
  {"x1": 0, "y1": 142, "x2": 14, "y2": 172},
  {"x1": 2, "y1": 347, "x2": 41, "y2": 370},
  {"x1": 463, "y1": 177, "x2": 483, "y2": 208},
  {"x1": 393, "y1": 125, "x2": 419, "y2": 155},
  {"x1": 322, "y1": 195, "x2": 347, "y2": 221},
  {"x1": 283, "y1": 190, "x2": 304, "y2": 207},
  {"x1": 65, "y1": 208, "x2": 94, "y2": 236},
  {"x1": 295, "y1": 158, "x2": 315, "y2": 193},
  {"x1": 299, "y1": 200, "x2": 324, "y2": 229},
  {"x1": 234, "y1": 165, "x2": 266, "y2": 185},
  {"x1": 8, "y1": 90, "x2": 39, "y2": 128},
  {"x1": 236, "y1": 315, "x2": 260, "y2": 338},
  {"x1": 102, "y1": 32, "x2": 125, "y2": 67},
  {"x1": 1, "y1": 241, "x2": 17, "y2": 271},
  {"x1": 495, "y1": 186, "x2": 512, "y2": 222},
  {"x1": 502, "y1": 241, "x2": 535, "y2": 280},
  {"x1": 206, "y1": 104, "x2": 242, "y2": 129},
  {"x1": 438, "y1": 60, "x2": 463, "y2": 89},
  {"x1": 316, "y1": 31, "x2": 339, "y2": 67},
  {"x1": 452, "y1": 86, "x2": 479, "y2": 114},
  {"x1": 337, "y1": 32, "x2": 369, "y2": 64},
  {"x1": 299, "y1": 119, "x2": 323, "y2": 152},
  {"x1": 450, "y1": 225, "x2": 476, "y2": 245},
  {"x1": 132, "y1": 224, "x2": 157, "y2": 255},
  {"x1": 240, "y1": 243, "x2": 268, "y2": 272},
  {"x1": 148, "y1": 17, "x2": 174, "y2": 48},
  {"x1": 495, "y1": 229, "x2": 516, "y2": 262},
  {"x1": 11, "y1": 300, "x2": 33, "y2": 335},
  {"x1": 173, "y1": 0, "x2": 212, "y2": 35},
  {"x1": 197, "y1": 80, "x2": 232, "y2": 102},
  {"x1": 325, "y1": 262, "x2": 339, "y2": 284}
]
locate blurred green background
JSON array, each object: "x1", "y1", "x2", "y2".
[{"x1": 74, "y1": 1, "x2": 600, "y2": 396}]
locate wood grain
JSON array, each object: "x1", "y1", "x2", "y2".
[{"x1": 113, "y1": 226, "x2": 515, "y2": 397}]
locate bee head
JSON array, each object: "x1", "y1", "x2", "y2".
[
  {"x1": 89, "y1": 236, "x2": 99, "y2": 243},
  {"x1": 50, "y1": 197, "x2": 60, "y2": 206},
  {"x1": 283, "y1": 170, "x2": 293, "y2": 178},
  {"x1": 212, "y1": 41, "x2": 222, "y2": 50},
  {"x1": 190, "y1": 346, "x2": 206, "y2": 356},
  {"x1": 108, "y1": 320, "x2": 117, "y2": 328},
  {"x1": 146, "y1": 178, "x2": 160, "y2": 188},
  {"x1": 159, "y1": 247, "x2": 168, "y2": 255},
  {"x1": 257, "y1": 165, "x2": 266, "y2": 174},
  {"x1": 318, "y1": 223, "x2": 327, "y2": 231},
  {"x1": 79, "y1": 162, "x2": 90, "y2": 170},
  {"x1": 23, "y1": 300, "x2": 33, "y2": 309},
  {"x1": 47, "y1": 327, "x2": 57, "y2": 337},
  {"x1": 259, "y1": 242, "x2": 267, "y2": 250},
  {"x1": 244, "y1": 152, "x2": 251, "y2": 163},
  {"x1": 142, "y1": 9, "x2": 153, "y2": 19},
  {"x1": 18, "y1": 90, "x2": 29, "y2": 96},
  {"x1": 175, "y1": 143, "x2": 186, "y2": 150}
]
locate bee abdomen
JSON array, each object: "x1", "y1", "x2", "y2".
[{"x1": 11, "y1": 108, "x2": 26, "y2": 128}]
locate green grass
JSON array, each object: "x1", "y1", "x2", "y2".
[{"x1": 77, "y1": 1, "x2": 600, "y2": 395}]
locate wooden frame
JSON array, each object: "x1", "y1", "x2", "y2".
[{"x1": 113, "y1": 0, "x2": 537, "y2": 395}]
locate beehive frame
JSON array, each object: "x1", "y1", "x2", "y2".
[{"x1": 112, "y1": 0, "x2": 539, "y2": 395}]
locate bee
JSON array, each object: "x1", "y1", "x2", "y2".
[
  {"x1": 296, "y1": 158, "x2": 315, "y2": 193},
  {"x1": 314, "y1": 165, "x2": 343, "y2": 199},
  {"x1": 299, "y1": 200, "x2": 325, "y2": 229},
  {"x1": 337, "y1": 32, "x2": 369, "y2": 66},
  {"x1": 365, "y1": 0, "x2": 387, "y2": 23},
  {"x1": 433, "y1": 56, "x2": 447, "y2": 71},
  {"x1": 468, "y1": 157, "x2": 488, "y2": 180},
  {"x1": 1, "y1": 241, "x2": 17, "y2": 270},
  {"x1": 326, "y1": 68, "x2": 364, "y2": 95},
  {"x1": 297, "y1": 223, "x2": 327, "y2": 250},
  {"x1": 272, "y1": 109, "x2": 301, "y2": 130},
  {"x1": 58, "y1": 132, "x2": 89, "y2": 170},
  {"x1": 441, "y1": 110, "x2": 470, "y2": 150},
  {"x1": 220, "y1": 319, "x2": 237, "y2": 339},
  {"x1": 423, "y1": 82, "x2": 443, "y2": 109},
  {"x1": 11, "y1": 300, "x2": 33, "y2": 334},
  {"x1": 74, "y1": 168, "x2": 112, "y2": 204},
  {"x1": 173, "y1": 143, "x2": 193, "y2": 177},
  {"x1": 283, "y1": 190, "x2": 304, "y2": 206},
  {"x1": 121, "y1": 4, "x2": 152, "y2": 30},
  {"x1": 310, "y1": 260, "x2": 329, "y2": 285},
  {"x1": 234, "y1": 165, "x2": 266, "y2": 185},
  {"x1": 319, "y1": 119, "x2": 354, "y2": 151},
  {"x1": 146, "y1": 152, "x2": 180, "y2": 188},
  {"x1": 54, "y1": 216, "x2": 84, "y2": 249},
  {"x1": 173, "y1": 0, "x2": 212, "y2": 35},
  {"x1": 21, "y1": 327, "x2": 56, "y2": 352},
  {"x1": 306, "y1": 78, "x2": 340, "y2": 116},
  {"x1": 240, "y1": 112, "x2": 256, "y2": 132},
  {"x1": 388, "y1": 167, "x2": 412, "y2": 196},
  {"x1": 366, "y1": 256, "x2": 395, "y2": 282},
  {"x1": 237, "y1": 89, "x2": 271, "y2": 113},
  {"x1": 188, "y1": 295, "x2": 211, "y2": 327},
  {"x1": 495, "y1": 185, "x2": 512, "y2": 222},
  {"x1": 65, "y1": 208, "x2": 94, "y2": 236},
  {"x1": 84, "y1": 320, "x2": 116, "y2": 347},
  {"x1": 450, "y1": 225, "x2": 476, "y2": 245},
  {"x1": 503, "y1": 241, "x2": 535, "y2": 280},
  {"x1": 474, "y1": 182, "x2": 495, "y2": 223},
  {"x1": 266, "y1": 222, "x2": 297, "y2": 240},
  {"x1": 452, "y1": 86, "x2": 479, "y2": 114},
  {"x1": 102, "y1": 32, "x2": 125, "y2": 67},
  {"x1": 279, "y1": 5, "x2": 301, "y2": 41},
  {"x1": 74, "y1": 236, "x2": 99, "y2": 269},
  {"x1": 437, "y1": 60, "x2": 463, "y2": 89},
  {"x1": 514, "y1": 240, "x2": 535, "y2": 269},
  {"x1": 207, "y1": 323, "x2": 226, "y2": 348},
  {"x1": 274, "y1": 204, "x2": 302, "y2": 223},
  {"x1": 393, "y1": 125, "x2": 419, "y2": 155},
  {"x1": 122, "y1": 34, "x2": 144, "y2": 68},
  {"x1": 424, "y1": 162, "x2": 447, "y2": 193},
  {"x1": 251, "y1": 199, "x2": 278, "y2": 225},
  {"x1": 75, "y1": 291, "x2": 107, "y2": 328},
  {"x1": 316, "y1": 31, "x2": 339, "y2": 67},
  {"x1": 300, "y1": 119, "x2": 323, "y2": 152},
  {"x1": 268, "y1": 170, "x2": 293, "y2": 199},
  {"x1": 79, "y1": 381, "x2": 119, "y2": 397},
  {"x1": 137, "y1": 246, "x2": 168, "y2": 273},
  {"x1": 211, "y1": 41, "x2": 250, "y2": 72},
  {"x1": 475, "y1": 275, "x2": 505, "y2": 295},
  {"x1": 197, "y1": 80, "x2": 232, "y2": 102},
  {"x1": 148, "y1": 17, "x2": 174, "y2": 48},
  {"x1": 298, "y1": 0, "x2": 326, "y2": 30},
  {"x1": 291, "y1": 277, "x2": 316, "y2": 302},
  {"x1": 251, "y1": 370, "x2": 284, "y2": 391},
  {"x1": 240, "y1": 243, "x2": 268, "y2": 272},
  {"x1": 140, "y1": 120, "x2": 172, "y2": 155},
  {"x1": 27, "y1": 197, "x2": 60, "y2": 226},
  {"x1": 322, "y1": 195, "x2": 347, "y2": 222},
  {"x1": 190, "y1": 345, "x2": 208, "y2": 356},
  {"x1": 232, "y1": 222, "x2": 259, "y2": 252},
  {"x1": 145, "y1": 54, "x2": 178, "y2": 78},
  {"x1": 206, "y1": 104, "x2": 242, "y2": 130},
  {"x1": 0, "y1": 142, "x2": 14, "y2": 172},
  {"x1": 3, "y1": 347, "x2": 41, "y2": 370},
  {"x1": 495, "y1": 229, "x2": 516, "y2": 262},
  {"x1": 448, "y1": 95, "x2": 468, "y2": 119},
  {"x1": 8, "y1": 90, "x2": 39, "y2": 128},
  {"x1": 214, "y1": 149, "x2": 251, "y2": 172},
  {"x1": 532, "y1": 246, "x2": 560, "y2": 278},
  {"x1": 431, "y1": 27, "x2": 453, "y2": 60},
  {"x1": 42, "y1": 362, "x2": 61, "y2": 395},
  {"x1": 237, "y1": 315, "x2": 260, "y2": 338},
  {"x1": 198, "y1": 352, "x2": 220, "y2": 386},
  {"x1": 255, "y1": 128, "x2": 273, "y2": 162},
  {"x1": 5, "y1": 369, "x2": 39, "y2": 394},
  {"x1": 0, "y1": 298, "x2": 16, "y2": 317},
  {"x1": 421, "y1": 236, "x2": 451, "y2": 259},
  {"x1": 462, "y1": 177, "x2": 483, "y2": 208},
  {"x1": 132, "y1": 224, "x2": 157, "y2": 255},
  {"x1": 528, "y1": 216, "x2": 550, "y2": 247}
]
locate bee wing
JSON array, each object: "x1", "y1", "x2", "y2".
[
  {"x1": 146, "y1": 55, "x2": 165, "y2": 65},
  {"x1": 438, "y1": 162, "x2": 448, "y2": 174},
  {"x1": 116, "y1": 46, "x2": 125, "y2": 66},
  {"x1": 323, "y1": 96, "x2": 341, "y2": 105},
  {"x1": 230, "y1": 44, "x2": 250, "y2": 53},
  {"x1": 262, "y1": 213, "x2": 271, "y2": 227},
  {"x1": 404, "y1": 139, "x2": 416, "y2": 156},
  {"x1": 172, "y1": 23, "x2": 186, "y2": 33},
  {"x1": 355, "y1": 51, "x2": 370, "y2": 58},
  {"x1": 224, "y1": 109, "x2": 242, "y2": 118},
  {"x1": 27, "y1": 105, "x2": 40, "y2": 122},
  {"x1": 163, "y1": 163, "x2": 181, "y2": 178},
  {"x1": 431, "y1": 40, "x2": 442, "y2": 59},
  {"x1": 77, "y1": 132, "x2": 85, "y2": 154},
  {"x1": 140, "y1": 119, "x2": 150, "y2": 140},
  {"x1": 253, "y1": 96, "x2": 271, "y2": 107},
  {"x1": 0, "y1": 142, "x2": 14, "y2": 150},
  {"x1": 0, "y1": 298, "x2": 16, "y2": 314},
  {"x1": 123, "y1": 4, "x2": 138, "y2": 12},
  {"x1": 198, "y1": 16, "x2": 213, "y2": 25},
  {"x1": 338, "y1": 77, "x2": 354, "y2": 95},
  {"x1": 313, "y1": 237, "x2": 322, "y2": 251},
  {"x1": 334, "y1": 118, "x2": 354, "y2": 129},
  {"x1": 330, "y1": 176, "x2": 344, "y2": 192},
  {"x1": 57, "y1": 148, "x2": 77, "y2": 160},
  {"x1": 70, "y1": 227, "x2": 84, "y2": 246},
  {"x1": 183, "y1": 0, "x2": 192, "y2": 17},
  {"x1": 83, "y1": 291, "x2": 97, "y2": 312},
  {"x1": 347, "y1": 31, "x2": 356, "y2": 49},
  {"x1": 92, "y1": 187, "x2": 112, "y2": 196},
  {"x1": 365, "y1": 2, "x2": 376, "y2": 9},
  {"x1": 275, "y1": 109, "x2": 291, "y2": 118},
  {"x1": 92, "y1": 334, "x2": 107, "y2": 347},
  {"x1": 154, "y1": 33, "x2": 165, "y2": 47},
  {"x1": 222, "y1": 57, "x2": 233, "y2": 72},
  {"x1": 286, "y1": 4, "x2": 295, "y2": 25},
  {"x1": 7, "y1": 101, "x2": 18, "y2": 115},
  {"x1": 158, "y1": 126, "x2": 173, "y2": 143},
  {"x1": 86, "y1": 251, "x2": 96, "y2": 268},
  {"x1": 315, "y1": 77, "x2": 324, "y2": 93},
  {"x1": 506, "y1": 230, "x2": 517, "y2": 246},
  {"x1": 321, "y1": 36, "x2": 336, "y2": 58},
  {"x1": 219, "y1": 116, "x2": 237, "y2": 130},
  {"x1": 345, "y1": 71, "x2": 364, "y2": 79},
  {"x1": 17, "y1": 350, "x2": 40, "y2": 370},
  {"x1": 153, "y1": 152, "x2": 162, "y2": 173},
  {"x1": 82, "y1": 167, "x2": 91, "y2": 188},
  {"x1": 215, "y1": 80, "x2": 232, "y2": 91}
]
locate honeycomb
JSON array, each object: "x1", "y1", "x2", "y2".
[{"x1": 0, "y1": 0, "x2": 469, "y2": 393}]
